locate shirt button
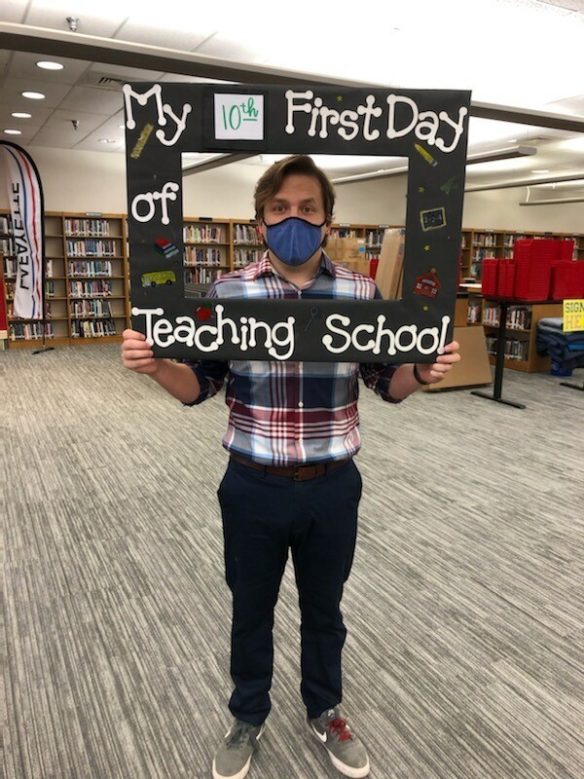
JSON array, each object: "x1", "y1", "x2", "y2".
[{"x1": 298, "y1": 401, "x2": 304, "y2": 408}]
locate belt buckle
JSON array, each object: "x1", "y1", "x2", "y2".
[
  {"x1": 293, "y1": 464, "x2": 305, "y2": 481},
  {"x1": 293, "y1": 464, "x2": 321, "y2": 481}
]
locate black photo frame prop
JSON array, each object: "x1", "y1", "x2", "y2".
[{"x1": 124, "y1": 83, "x2": 471, "y2": 363}]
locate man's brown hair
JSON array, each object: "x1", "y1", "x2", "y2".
[{"x1": 254, "y1": 154, "x2": 335, "y2": 223}]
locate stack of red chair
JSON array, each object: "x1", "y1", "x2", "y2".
[
  {"x1": 481, "y1": 259, "x2": 499, "y2": 296},
  {"x1": 513, "y1": 238, "x2": 580, "y2": 300}
]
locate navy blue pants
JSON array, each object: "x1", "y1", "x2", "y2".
[{"x1": 217, "y1": 457, "x2": 362, "y2": 725}]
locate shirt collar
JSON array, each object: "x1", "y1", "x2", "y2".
[{"x1": 251, "y1": 250, "x2": 337, "y2": 281}]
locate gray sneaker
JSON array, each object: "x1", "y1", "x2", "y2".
[
  {"x1": 309, "y1": 706, "x2": 370, "y2": 778},
  {"x1": 212, "y1": 719, "x2": 265, "y2": 779}
]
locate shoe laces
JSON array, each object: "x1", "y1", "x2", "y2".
[
  {"x1": 226, "y1": 721, "x2": 255, "y2": 750},
  {"x1": 327, "y1": 717, "x2": 353, "y2": 742}
]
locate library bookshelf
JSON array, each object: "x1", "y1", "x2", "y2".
[
  {"x1": 1, "y1": 211, "x2": 129, "y2": 349},
  {"x1": 1, "y1": 210, "x2": 581, "y2": 358},
  {"x1": 460, "y1": 228, "x2": 584, "y2": 281},
  {"x1": 469, "y1": 297, "x2": 563, "y2": 373}
]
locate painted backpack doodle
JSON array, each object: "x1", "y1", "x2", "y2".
[{"x1": 123, "y1": 83, "x2": 471, "y2": 363}]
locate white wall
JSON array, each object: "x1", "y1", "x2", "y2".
[{"x1": 1, "y1": 146, "x2": 582, "y2": 233}]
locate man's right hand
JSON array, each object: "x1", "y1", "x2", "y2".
[{"x1": 121, "y1": 329, "x2": 162, "y2": 375}]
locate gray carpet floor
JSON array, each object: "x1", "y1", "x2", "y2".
[{"x1": 2, "y1": 345, "x2": 584, "y2": 779}]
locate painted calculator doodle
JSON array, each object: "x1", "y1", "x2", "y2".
[
  {"x1": 141, "y1": 270, "x2": 177, "y2": 287},
  {"x1": 420, "y1": 207, "x2": 447, "y2": 232}
]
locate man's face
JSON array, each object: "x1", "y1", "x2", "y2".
[{"x1": 260, "y1": 173, "x2": 328, "y2": 231}]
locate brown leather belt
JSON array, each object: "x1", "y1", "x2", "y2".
[{"x1": 229, "y1": 452, "x2": 352, "y2": 481}]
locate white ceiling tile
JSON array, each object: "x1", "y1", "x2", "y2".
[
  {"x1": 1, "y1": 126, "x2": 39, "y2": 144},
  {"x1": 0, "y1": 104, "x2": 54, "y2": 128},
  {"x1": 57, "y1": 85, "x2": 124, "y2": 115},
  {"x1": 23, "y1": 1, "x2": 128, "y2": 37},
  {"x1": 29, "y1": 109, "x2": 113, "y2": 149},
  {"x1": 8, "y1": 51, "x2": 91, "y2": 85},
  {"x1": 0, "y1": 77, "x2": 73, "y2": 110}
]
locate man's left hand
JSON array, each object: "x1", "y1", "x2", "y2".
[{"x1": 415, "y1": 340, "x2": 461, "y2": 385}]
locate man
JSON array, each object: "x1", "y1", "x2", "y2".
[{"x1": 121, "y1": 155, "x2": 460, "y2": 779}]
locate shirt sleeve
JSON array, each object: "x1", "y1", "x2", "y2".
[
  {"x1": 359, "y1": 283, "x2": 402, "y2": 403},
  {"x1": 180, "y1": 282, "x2": 229, "y2": 406}
]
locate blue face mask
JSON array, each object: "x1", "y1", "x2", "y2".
[{"x1": 264, "y1": 216, "x2": 326, "y2": 266}]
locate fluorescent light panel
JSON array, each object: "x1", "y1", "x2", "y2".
[{"x1": 331, "y1": 145, "x2": 537, "y2": 184}]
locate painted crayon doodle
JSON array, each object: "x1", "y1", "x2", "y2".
[{"x1": 130, "y1": 123, "x2": 154, "y2": 159}]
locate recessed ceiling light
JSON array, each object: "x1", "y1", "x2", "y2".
[
  {"x1": 4, "y1": 129, "x2": 22, "y2": 135},
  {"x1": 98, "y1": 138, "x2": 116, "y2": 144},
  {"x1": 22, "y1": 91, "x2": 45, "y2": 100},
  {"x1": 532, "y1": 169, "x2": 549, "y2": 173},
  {"x1": 11, "y1": 112, "x2": 32, "y2": 119},
  {"x1": 36, "y1": 61, "x2": 64, "y2": 71},
  {"x1": 507, "y1": 138, "x2": 518, "y2": 143}
]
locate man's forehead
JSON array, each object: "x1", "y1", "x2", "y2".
[{"x1": 270, "y1": 193, "x2": 319, "y2": 202}]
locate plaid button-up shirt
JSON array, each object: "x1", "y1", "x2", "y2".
[{"x1": 183, "y1": 252, "x2": 400, "y2": 466}]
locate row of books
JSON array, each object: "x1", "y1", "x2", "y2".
[
  {"x1": 71, "y1": 319, "x2": 117, "y2": 338},
  {"x1": 473, "y1": 233, "x2": 529, "y2": 248},
  {"x1": 365, "y1": 229, "x2": 385, "y2": 247},
  {"x1": 68, "y1": 260, "x2": 113, "y2": 277},
  {"x1": 483, "y1": 304, "x2": 533, "y2": 330},
  {"x1": 71, "y1": 300, "x2": 113, "y2": 317},
  {"x1": 183, "y1": 225, "x2": 225, "y2": 243},
  {"x1": 66, "y1": 239, "x2": 118, "y2": 257},
  {"x1": 233, "y1": 224, "x2": 261, "y2": 244},
  {"x1": 184, "y1": 267, "x2": 223, "y2": 285},
  {"x1": 486, "y1": 336, "x2": 529, "y2": 361},
  {"x1": 234, "y1": 249, "x2": 263, "y2": 267},
  {"x1": 184, "y1": 246, "x2": 225, "y2": 265},
  {"x1": 64, "y1": 218, "x2": 112, "y2": 236},
  {"x1": 9, "y1": 322, "x2": 54, "y2": 340},
  {"x1": 68, "y1": 280, "x2": 113, "y2": 298}
]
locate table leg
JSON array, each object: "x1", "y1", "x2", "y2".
[{"x1": 470, "y1": 301, "x2": 526, "y2": 409}]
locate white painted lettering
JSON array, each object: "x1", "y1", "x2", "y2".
[
  {"x1": 153, "y1": 318, "x2": 175, "y2": 347},
  {"x1": 351, "y1": 323, "x2": 376, "y2": 351},
  {"x1": 322, "y1": 315, "x2": 352, "y2": 354},
  {"x1": 269, "y1": 317, "x2": 296, "y2": 360},
  {"x1": 435, "y1": 107, "x2": 468, "y2": 153},
  {"x1": 386, "y1": 94, "x2": 418, "y2": 140},
  {"x1": 285, "y1": 90, "x2": 313, "y2": 134},
  {"x1": 338, "y1": 109, "x2": 359, "y2": 141},
  {"x1": 156, "y1": 102, "x2": 192, "y2": 146},
  {"x1": 357, "y1": 95, "x2": 382, "y2": 141}
]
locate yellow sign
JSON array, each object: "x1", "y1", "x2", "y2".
[{"x1": 563, "y1": 299, "x2": 584, "y2": 332}]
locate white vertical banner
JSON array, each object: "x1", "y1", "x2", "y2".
[{"x1": 0, "y1": 142, "x2": 44, "y2": 319}]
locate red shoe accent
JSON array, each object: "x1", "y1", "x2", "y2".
[{"x1": 328, "y1": 718, "x2": 353, "y2": 742}]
